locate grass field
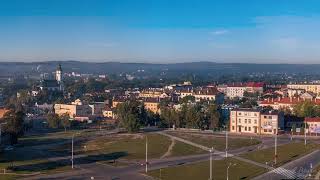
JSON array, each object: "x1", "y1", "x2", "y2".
[
  {"x1": 82, "y1": 133, "x2": 172, "y2": 160},
  {"x1": 167, "y1": 131, "x2": 261, "y2": 151},
  {"x1": 240, "y1": 142, "x2": 319, "y2": 167},
  {"x1": 147, "y1": 158, "x2": 266, "y2": 180},
  {"x1": 169, "y1": 140, "x2": 206, "y2": 157}
]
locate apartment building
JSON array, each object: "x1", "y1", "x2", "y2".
[
  {"x1": 193, "y1": 89, "x2": 224, "y2": 104},
  {"x1": 260, "y1": 111, "x2": 284, "y2": 135},
  {"x1": 259, "y1": 97, "x2": 320, "y2": 110},
  {"x1": 305, "y1": 117, "x2": 320, "y2": 133},
  {"x1": 226, "y1": 86, "x2": 246, "y2": 98},
  {"x1": 144, "y1": 99, "x2": 160, "y2": 114},
  {"x1": 54, "y1": 102, "x2": 92, "y2": 118},
  {"x1": 230, "y1": 109, "x2": 261, "y2": 134},
  {"x1": 230, "y1": 108, "x2": 284, "y2": 135},
  {"x1": 287, "y1": 84, "x2": 320, "y2": 95}
]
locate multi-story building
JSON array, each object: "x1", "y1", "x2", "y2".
[
  {"x1": 230, "y1": 108, "x2": 284, "y2": 135},
  {"x1": 305, "y1": 117, "x2": 320, "y2": 133},
  {"x1": 193, "y1": 89, "x2": 224, "y2": 104},
  {"x1": 230, "y1": 109, "x2": 261, "y2": 134},
  {"x1": 226, "y1": 85, "x2": 246, "y2": 98},
  {"x1": 287, "y1": 84, "x2": 320, "y2": 95},
  {"x1": 54, "y1": 104, "x2": 92, "y2": 118},
  {"x1": 144, "y1": 99, "x2": 160, "y2": 114},
  {"x1": 259, "y1": 97, "x2": 320, "y2": 110},
  {"x1": 260, "y1": 111, "x2": 284, "y2": 135}
]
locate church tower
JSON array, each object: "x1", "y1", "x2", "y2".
[{"x1": 56, "y1": 64, "x2": 62, "y2": 82}]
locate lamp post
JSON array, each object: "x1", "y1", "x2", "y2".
[
  {"x1": 227, "y1": 163, "x2": 236, "y2": 180},
  {"x1": 71, "y1": 132, "x2": 81, "y2": 169},
  {"x1": 225, "y1": 126, "x2": 228, "y2": 158},
  {"x1": 209, "y1": 147, "x2": 214, "y2": 180},
  {"x1": 71, "y1": 134, "x2": 74, "y2": 169},
  {"x1": 304, "y1": 122, "x2": 307, "y2": 146},
  {"x1": 274, "y1": 131, "x2": 277, "y2": 165},
  {"x1": 145, "y1": 135, "x2": 148, "y2": 173}
]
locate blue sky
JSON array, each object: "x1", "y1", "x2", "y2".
[{"x1": 1, "y1": 0, "x2": 320, "y2": 63}]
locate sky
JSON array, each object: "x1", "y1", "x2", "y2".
[{"x1": 1, "y1": 0, "x2": 320, "y2": 64}]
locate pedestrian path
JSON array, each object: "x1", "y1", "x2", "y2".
[{"x1": 158, "y1": 131, "x2": 313, "y2": 179}]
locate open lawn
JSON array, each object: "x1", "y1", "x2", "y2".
[
  {"x1": 167, "y1": 131, "x2": 261, "y2": 151},
  {"x1": 82, "y1": 133, "x2": 172, "y2": 160},
  {"x1": 18, "y1": 129, "x2": 95, "y2": 147},
  {"x1": 0, "y1": 130, "x2": 95, "y2": 177},
  {"x1": 240, "y1": 142, "x2": 319, "y2": 167},
  {"x1": 147, "y1": 158, "x2": 266, "y2": 180},
  {"x1": 169, "y1": 141, "x2": 206, "y2": 157}
]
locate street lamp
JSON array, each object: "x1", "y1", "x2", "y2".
[
  {"x1": 209, "y1": 147, "x2": 214, "y2": 180},
  {"x1": 145, "y1": 135, "x2": 148, "y2": 173},
  {"x1": 226, "y1": 163, "x2": 236, "y2": 180},
  {"x1": 304, "y1": 122, "x2": 307, "y2": 146},
  {"x1": 224, "y1": 125, "x2": 228, "y2": 158},
  {"x1": 274, "y1": 132, "x2": 277, "y2": 165},
  {"x1": 71, "y1": 132, "x2": 81, "y2": 169}
]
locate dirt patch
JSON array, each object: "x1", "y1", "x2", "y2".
[{"x1": 160, "y1": 138, "x2": 176, "y2": 159}]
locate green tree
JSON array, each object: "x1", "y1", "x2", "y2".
[
  {"x1": 207, "y1": 104, "x2": 221, "y2": 130},
  {"x1": 115, "y1": 100, "x2": 145, "y2": 133},
  {"x1": 60, "y1": 113, "x2": 71, "y2": 132},
  {"x1": 293, "y1": 101, "x2": 317, "y2": 117},
  {"x1": 3, "y1": 108, "x2": 25, "y2": 144},
  {"x1": 47, "y1": 113, "x2": 60, "y2": 129}
]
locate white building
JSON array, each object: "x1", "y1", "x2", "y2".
[{"x1": 226, "y1": 86, "x2": 246, "y2": 98}]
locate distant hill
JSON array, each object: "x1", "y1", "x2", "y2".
[{"x1": 0, "y1": 61, "x2": 320, "y2": 76}]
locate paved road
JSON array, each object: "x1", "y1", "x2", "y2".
[{"x1": 253, "y1": 150, "x2": 320, "y2": 180}]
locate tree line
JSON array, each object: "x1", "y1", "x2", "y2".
[{"x1": 114, "y1": 100, "x2": 223, "y2": 133}]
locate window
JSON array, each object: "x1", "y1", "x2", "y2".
[
  {"x1": 254, "y1": 120, "x2": 257, "y2": 124},
  {"x1": 245, "y1": 119, "x2": 247, "y2": 123},
  {"x1": 239, "y1": 118, "x2": 241, "y2": 123},
  {"x1": 232, "y1": 126, "x2": 235, "y2": 130},
  {"x1": 248, "y1": 127, "x2": 251, "y2": 131},
  {"x1": 245, "y1": 127, "x2": 247, "y2": 131},
  {"x1": 248, "y1": 119, "x2": 251, "y2": 124}
]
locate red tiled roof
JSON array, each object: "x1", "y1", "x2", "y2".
[
  {"x1": 305, "y1": 117, "x2": 320, "y2": 122},
  {"x1": 246, "y1": 82, "x2": 265, "y2": 87},
  {"x1": 260, "y1": 97, "x2": 320, "y2": 105}
]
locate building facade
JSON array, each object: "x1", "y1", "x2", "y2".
[{"x1": 230, "y1": 108, "x2": 284, "y2": 135}]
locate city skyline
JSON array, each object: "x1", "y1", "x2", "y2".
[{"x1": 1, "y1": 0, "x2": 320, "y2": 63}]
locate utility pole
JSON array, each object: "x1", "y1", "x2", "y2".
[
  {"x1": 274, "y1": 132, "x2": 277, "y2": 165},
  {"x1": 227, "y1": 163, "x2": 236, "y2": 180},
  {"x1": 71, "y1": 134, "x2": 74, "y2": 169},
  {"x1": 225, "y1": 127, "x2": 228, "y2": 158},
  {"x1": 304, "y1": 122, "x2": 307, "y2": 146},
  {"x1": 145, "y1": 135, "x2": 148, "y2": 173},
  {"x1": 209, "y1": 147, "x2": 213, "y2": 180}
]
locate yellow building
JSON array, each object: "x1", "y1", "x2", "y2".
[
  {"x1": 144, "y1": 100, "x2": 160, "y2": 114},
  {"x1": 230, "y1": 109, "x2": 284, "y2": 135},
  {"x1": 230, "y1": 109, "x2": 261, "y2": 134},
  {"x1": 54, "y1": 99, "x2": 92, "y2": 118},
  {"x1": 287, "y1": 84, "x2": 320, "y2": 95}
]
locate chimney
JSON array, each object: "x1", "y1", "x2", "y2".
[
  {"x1": 271, "y1": 98, "x2": 274, "y2": 102},
  {"x1": 278, "y1": 96, "x2": 281, "y2": 101},
  {"x1": 290, "y1": 97, "x2": 292, "y2": 102},
  {"x1": 267, "y1": 98, "x2": 270, "y2": 103}
]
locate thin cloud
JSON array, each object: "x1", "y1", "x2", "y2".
[{"x1": 210, "y1": 29, "x2": 229, "y2": 35}]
